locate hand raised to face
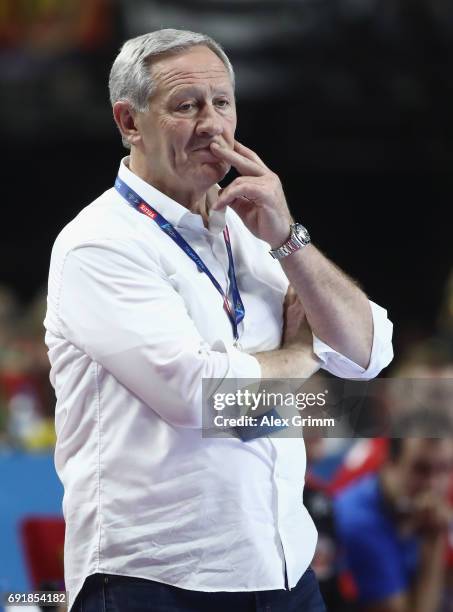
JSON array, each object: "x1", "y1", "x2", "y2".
[{"x1": 210, "y1": 140, "x2": 293, "y2": 249}]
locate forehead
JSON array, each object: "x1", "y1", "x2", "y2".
[{"x1": 149, "y1": 45, "x2": 232, "y2": 96}]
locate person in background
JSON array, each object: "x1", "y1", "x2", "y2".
[
  {"x1": 304, "y1": 434, "x2": 358, "y2": 611},
  {"x1": 334, "y1": 409, "x2": 453, "y2": 612}
]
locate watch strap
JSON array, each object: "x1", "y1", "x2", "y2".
[{"x1": 269, "y1": 223, "x2": 310, "y2": 259}]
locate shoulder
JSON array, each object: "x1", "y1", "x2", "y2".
[
  {"x1": 49, "y1": 187, "x2": 160, "y2": 269},
  {"x1": 53, "y1": 188, "x2": 131, "y2": 250}
]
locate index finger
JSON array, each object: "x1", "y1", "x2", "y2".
[
  {"x1": 210, "y1": 142, "x2": 266, "y2": 177},
  {"x1": 233, "y1": 140, "x2": 268, "y2": 171}
]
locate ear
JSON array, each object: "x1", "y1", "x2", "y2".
[{"x1": 112, "y1": 101, "x2": 141, "y2": 147}]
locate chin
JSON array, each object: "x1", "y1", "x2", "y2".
[
  {"x1": 197, "y1": 162, "x2": 229, "y2": 186},
  {"x1": 211, "y1": 160, "x2": 231, "y2": 180}
]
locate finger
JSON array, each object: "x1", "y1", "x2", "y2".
[
  {"x1": 210, "y1": 142, "x2": 265, "y2": 177},
  {"x1": 227, "y1": 197, "x2": 256, "y2": 219},
  {"x1": 212, "y1": 194, "x2": 254, "y2": 214},
  {"x1": 286, "y1": 302, "x2": 306, "y2": 329},
  {"x1": 284, "y1": 285, "x2": 298, "y2": 307},
  {"x1": 212, "y1": 178, "x2": 262, "y2": 211},
  {"x1": 234, "y1": 140, "x2": 268, "y2": 170},
  {"x1": 213, "y1": 182, "x2": 263, "y2": 211}
]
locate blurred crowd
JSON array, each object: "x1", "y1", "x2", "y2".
[
  {"x1": 2, "y1": 0, "x2": 453, "y2": 170},
  {"x1": 0, "y1": 286, "x2": 56, "y2": 451}
]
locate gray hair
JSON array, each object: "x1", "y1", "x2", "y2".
[{"x1": 109, "y1": 29, "x2": 235, "y2": 148}]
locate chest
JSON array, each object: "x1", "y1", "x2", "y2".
[{"x1": 159, "y1": 228, "x2": 286, "y2": 352}]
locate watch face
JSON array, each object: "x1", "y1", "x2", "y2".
[{"x1": 294, "y1": 224, "x2": 310, "y2": 244}]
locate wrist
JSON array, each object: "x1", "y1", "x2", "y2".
[
  {"x1": 285, "y1": 345, "x2": 321, "y2": 375},
  {"x1": 269, "y1": 228, "x2": 291, "y2": 250},
  {"x1": 269, "y1": 223, "x2": 311, "y2": 259}
]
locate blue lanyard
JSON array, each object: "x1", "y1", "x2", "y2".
[{"x1": 114, "y1": 176, "x2": 245, "y2": 342}]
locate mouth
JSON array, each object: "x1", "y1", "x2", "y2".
[
  {"x1": 192, "y1": 138, "x2": 228, "y2": 151},
  {"x1": 193, "y1": 143, "x2": 217, "y2": 152},
  {"x1": 191, "y1": 145, "x2": 224, "y2": 163}
]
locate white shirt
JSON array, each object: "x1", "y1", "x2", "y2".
[{"x1": 44, "y1": 158, "x2": 393, "y2": 611}]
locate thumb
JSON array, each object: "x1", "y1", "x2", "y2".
[{"x1": 212, "y1": 187, "x2": 227, "y2": 211}]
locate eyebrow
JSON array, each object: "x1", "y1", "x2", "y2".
[{"x1": 168, "y1": 85, "x2": 232, "y2": 100}]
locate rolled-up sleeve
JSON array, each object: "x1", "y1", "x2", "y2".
[
  {"x1": 312, "y1": 300, "x2": 393, "y2": 380},
  {"x1": 57, "y1": 238, "x2": 261, "y2": 428}
]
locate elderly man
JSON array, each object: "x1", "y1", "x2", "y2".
[{"x1": 44, "y1": 29, "x2": 393, "y2": 612}]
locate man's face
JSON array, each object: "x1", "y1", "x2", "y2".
[
  {"x1": 134, "y1": 45, "x2": 236, "y2": 195},
  {"x1": 395, "y1": 438, "x2": 453, "y2": 499}
]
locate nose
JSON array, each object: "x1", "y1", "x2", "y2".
[{"x1": 195, "y1": 103, "x2": 223, "y2": 138}]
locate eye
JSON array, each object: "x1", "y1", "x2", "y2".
[
  {"x1": 215, "y1": 99, "x2": 230, "y2": 108},
  {"x1": 177, "y1": 102, "x2": 196, "y2": 112}
]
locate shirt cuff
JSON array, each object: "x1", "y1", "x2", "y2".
[
  {"x1": 204, "y1": 340, "x2": 262, "y2": 412},
  {"x1": 212, "y1": 339, "x2": 262, "y2": 381},
  {"x1": 312, "y1": 300, "x2": 394, "y2": 380}
]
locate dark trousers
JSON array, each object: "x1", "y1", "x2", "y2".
[{"x1": 72, "y1": 567, "x2": 326, "y2": 612}]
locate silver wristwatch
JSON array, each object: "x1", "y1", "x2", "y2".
[{"x1": 269, "y1": 223, "x2": 311, "y2": 259}]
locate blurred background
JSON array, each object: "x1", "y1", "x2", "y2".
[{"x1": 1, "y1": 0, "x2": 452, "y2": 610}]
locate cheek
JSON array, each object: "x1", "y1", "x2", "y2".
[
  {"x1": 225, "y1": 116, "x2": 237, "y2": 142},
  {"x1": 162, "y1": 119, "x2": 193, "y2": 152}
]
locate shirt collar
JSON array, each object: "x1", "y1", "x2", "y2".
[{"x1": 117, "y1": 157, "x2": 227, "y2": 234}]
